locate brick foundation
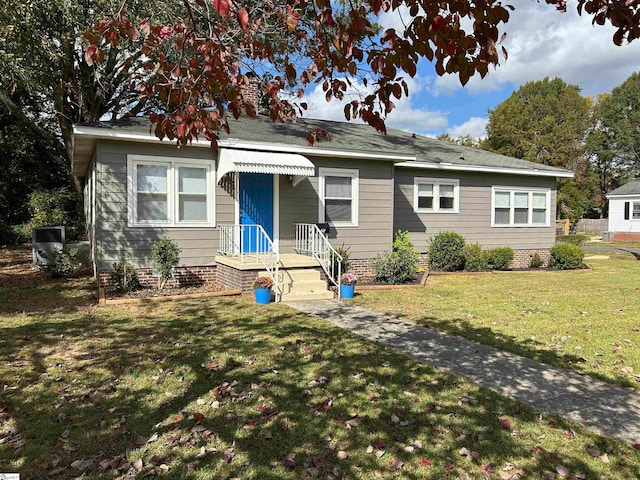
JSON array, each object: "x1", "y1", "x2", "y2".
[
  {"x1": 511, "y1": 249, "x2": 550, "y2": 269},
  {"x1": 216, "y1": 263, "x2": 261, "y2": 293},
  {"x1": 612, "y1": 232, "x2": 640, "y2": 242},
  {"x1": 99, "y1": 265, "x2": 217, "y2": 288}
]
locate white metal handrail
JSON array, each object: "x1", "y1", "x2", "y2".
[
  {"x1": 218, "y1": 224, "x2": 280, "y2": 301},
  {"x1": 294, "y1": 223, "x2": 343, "y2": 298}
]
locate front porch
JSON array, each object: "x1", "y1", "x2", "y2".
[{"x1": 215, "y1": 223, "x2": 342, "y2": 302}]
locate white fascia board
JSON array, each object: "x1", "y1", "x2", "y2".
[
  {"x1": 72, "y1": 126, "x2": 415, "y2": 162},
  {"x1": 606, "y1": 193, "x2": 640, "y2": 199},
  {"x1": 396, "y1": 161, "x2": 574, "y2": 178}
]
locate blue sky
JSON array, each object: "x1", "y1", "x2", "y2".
[{"x1": 300, "y1": 0, "x2": 640, "y2": 139}]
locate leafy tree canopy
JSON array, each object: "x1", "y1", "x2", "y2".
[
  {"x1": 85, "y1": 0, "x2": 640, "y2": 146},
  {"x1": 484, "y1": 77, "x2": 591, "y2": 169},
  {"x1": 595, "y1": 71, "x2": 640, "y2": 177}
]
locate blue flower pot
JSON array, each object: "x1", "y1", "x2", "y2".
[
  {"x1": 254, "y1": 288, "x2": 272, "y2": 304},
  {"x1": 340, "y1": 284, "x2": 355, "y2": 299}
]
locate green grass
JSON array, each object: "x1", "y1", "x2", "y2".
[
  {"x1": 591, "y1": 241, "x2": 640, "y2": 249},
  {"x1": 352, "y1": 254, "x2": 640, "y2": 389},
  {"x1": 1, "y1": 249, "x2": 640, "y2": 479}
]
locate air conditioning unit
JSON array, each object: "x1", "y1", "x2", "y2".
[{"x1": 32, "y1": 226, "x2": 65, "y2": 269}]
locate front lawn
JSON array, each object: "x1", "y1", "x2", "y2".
[
  {"x1": 1, "y1": 249, "x2": 640, "y2": 479},
  {"x1": 352, "y1": 254, "x2": 640, "y2": 389}
]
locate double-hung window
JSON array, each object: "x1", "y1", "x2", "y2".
[
  {"x1": 318, "y1": 168, "x2": 359, "y2": 227},
  {"x1": 492, "y1": 187, "x2": 550, "y2": 227},
  {"x1": 128, "y1": 155, "x2": 215, "y2": 227},
  {"x1": 414, "y1": 178, "x2": 459, "y2": 213}
]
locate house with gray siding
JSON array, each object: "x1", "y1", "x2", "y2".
[{"x1": 72, "y1": 114, "x2": 572, "y2": 300}]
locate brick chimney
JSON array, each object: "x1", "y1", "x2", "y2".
[{"x1": 241, "y1": 73, "x2": 261, "y2": 112}]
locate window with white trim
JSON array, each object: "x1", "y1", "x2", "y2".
[
  {"x1": 128, "y1": 155, "x2": 215, "y2": 227},
  {"x1": 633, "y1": 202, "x2": 640, "y2": 220},
  {"x1": 319, "y1": 168, "x2": 359, "y2": 226},
  {"x1": 413, "y1": 177, "x2": 459, "y2": 213},
  {"x1": 492, "y1": 187, "x2": 550, "y2": 227}
]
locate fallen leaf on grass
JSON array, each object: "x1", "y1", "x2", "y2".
[
  {"x1": 499, "y1": 418, "x2": 511, "y2": 430},
  {"x1": 70, "y1": 459, "x2": 93, "y2": 471},
  {"x1": 132, "y1": 458, "x2": 143, "y2": 472},
  {"x1": 420, "y1": 458, "x2": 432, "y2": 466},
  {"x1": 282, "y1": 455, "x2": 296, "y2": 468},
  {"x1": 337, "y1": 450, "x2": 348, "y2": 460},
  {"x1": 388, "y1": 458, "x2": 403, "y2": 471},
  {"x1": 556, "y1": 464, "x2": 570, "y2": 477}
]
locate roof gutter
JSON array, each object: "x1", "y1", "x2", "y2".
[
  {"x1": 72, "y1": 126, "x2": 416, "y2": 162},
  {"x1": 396, "y1": 161, "x2": 574, "y2": 178}
]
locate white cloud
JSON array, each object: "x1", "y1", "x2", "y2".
[
  {"x1": 447, "y1": 117, "x2": 488, "y2": 138},
  {"x1": 432, "y1": 0, "x2": 640, "y2": 97},
  {"x1": 298, "y1": 77, "x2": 448, "y2": 135}
]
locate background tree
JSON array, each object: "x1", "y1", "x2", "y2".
[
  {"x1": 585, "y1": 93, "x2": 629, "y2": 217},
  {"x1": 484, "y1": 78, "x2": 590, "y2": 169},
  {"x1": 436, "y1": 133, "x2": 481, "y2": 149},
  {"x1": 594, "y1": 72, "x2": 640, "y2": 179},
  {"x1": 0, "y1": 0, "x2": 176, "y2": 192},
  {"x1": 483, "y1": 77, "x2": 597, "y2": 222}
]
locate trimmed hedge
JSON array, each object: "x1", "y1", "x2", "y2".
[
  {"x1": 428, "y1": 231, "x2": 466, "y2": 271},
  {"x1": 484, "y1": 247, "x2": 514, "y2": 271},
  {"x1": 463, "y1": 243, "x2": 488, "y2": 272},
  {"x1": 549, "y1": 243, "x2": 584, "y2": 270},
  {"x1": 371, "y1": 231, "x2": 419, "y2": 284}
]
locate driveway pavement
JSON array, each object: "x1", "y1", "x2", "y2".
[{"x1": 287, "y1": 299, "x2": 640, "y2": 446}]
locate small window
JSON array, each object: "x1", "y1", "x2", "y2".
[
  {"x1": 414, "y1": 178, "x2": 459, "y2": 213},
  {"x1": 633, "y1": 202, "x2": 640, "y2": 220},
  {"x1": 492, "y1": 187, "x2": 550, "y2": 227},
  {"x1": 128, "y1": 156, "x2": 215, "y2": 227},
  {"x1": 319, "y1": 168, "x2": 359, "y2": 226}
]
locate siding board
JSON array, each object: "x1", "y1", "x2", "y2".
[{"x1": 394, "y1": 169, "x2": 557, "y2": 251}]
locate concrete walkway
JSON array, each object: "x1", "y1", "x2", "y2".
[{"x1": 286, "y1": 299, "x2": 640, "y2": 446}]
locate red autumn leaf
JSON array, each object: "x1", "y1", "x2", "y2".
[
  {"x1": 432, "y1": 15, "x2": 445, "y2": 31},
  {"x1": 447, "y1": 39, "x2": 456, "y2": 55},
  {"x1": 175, "y1": 414, "x2": 183, "y2": 422},
  {"x1": 213, "y1": 0, "x2": 230, "y2": 18},
  {"x1": 84, "y1": 45, "x2": 97, "y2": 66},
  {"x1": 499, "y1": 418, "x2": 511, "y2": 429},
  {"x1": 420, "y1": 458, "x2": 432, "y2": 466},
  {"x1": 194, "y1": 412, "x2": 205, "y2": 421},
  {"x1": 633, "y1": 443, "x2": 640, "y2": 450},
  {"x1": 237, "y1": 7, "x2": 249, "y2": 32}
]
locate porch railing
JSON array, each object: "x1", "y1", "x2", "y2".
[
  {"x1": 294, "y1": 223, "x2": 343, "y2": 298},
  {"x1": 218, "y1": 224, "x2": 280, "y2": 301}
]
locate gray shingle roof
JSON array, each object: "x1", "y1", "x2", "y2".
[
  {"x1": 608, "y1": 180, "x2": 640, "y2": 196},
  {"x1": 78, "y1": 114, "x2": 572, "y2": 176}
]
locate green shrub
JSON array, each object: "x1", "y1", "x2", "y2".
[
  {"x1": 109, "y1": 260, "x2": 141, "y2": 292},
  {"x1": 334, "y1": 244, "x2": 351, "y2": 275},
  {"x1": 151, "y1": 236, "x2": 181, "y2": 289},
  {"x1": 484, "y1": 247, "x2": 514, "y2": 271},
  {"x1": 556, "y1": 234, "x2": 589, "y2": 246},
  {"x1": 12, "y1": 224, "x2": 31, "y2": 244},
  {"x1": 370, "y1": 230, "x2": 419, "y2": 284},
  {"x1": 529, "y1": 252, "x2": 545, "y2": 269},
  {"x1": 549, "y1": 243, "x2": 584, "y2": 270},
  {"x1": 28, "y1": 188, "x2": 84, "y2": 241},
  {"x1": 46, "y1": 249, "x2": 78, "y2": 278},
  {"x1": 428, "y1": 231, "x2": 466, "y2": 271},
  {"x1": 463, "y1": 243, "x2": 488, "y2": 272}
]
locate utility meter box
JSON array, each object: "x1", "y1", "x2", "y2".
[{"x1": 32, "y1": 226, "x2": 65, "y2": 268}]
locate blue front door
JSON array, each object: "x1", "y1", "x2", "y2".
[{"x1": 239, "y1": 173, "x2": 274, "y2": 252}]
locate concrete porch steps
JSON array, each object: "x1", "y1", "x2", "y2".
[{"x1": 260, "y1": 265, "x2": 334, "y2": 301}]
